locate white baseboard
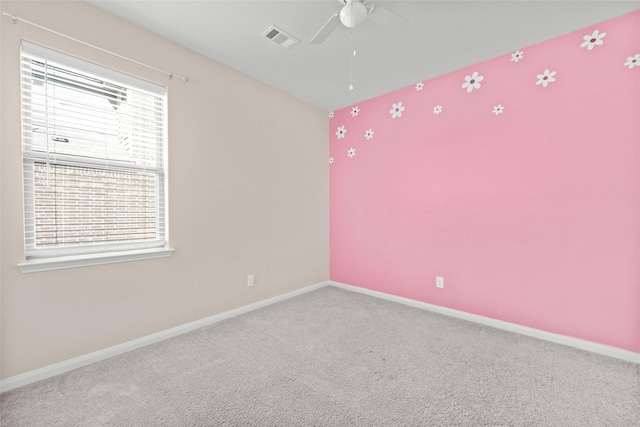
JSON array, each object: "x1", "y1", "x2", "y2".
[
  {"x1": 3, "y1": 279, "x2": 637, "y2": 393},
  {"x1": 0, "y1": 281, "x2": 330, "y2": 393},
  {"x1": 329, "y1": 281, "x2": 640, "y2": 365}
]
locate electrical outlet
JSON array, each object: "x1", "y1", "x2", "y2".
[
  {"x1": 247, "y1": 274, "x2": 255, "y2": 287},
  {"x1": 436, "y1": 276, "x2": 444, "y2": 288}
]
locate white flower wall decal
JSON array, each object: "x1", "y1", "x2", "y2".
[
  {"x1": 624, "y1": 54, "x2": 640, "y2": 69},
  {"x1": 327, "y1": 21, "x2": 638, "y2": 171},
  {"x1": 536, "y1": 69, "x2": 556, "y2": 87},
  {"x1": 511, "y1": 50, "x2": 524, "y2": 62},
  {"x1": 389, "y1": 102, "x2": 405, "y2": 118},
  {"x1": 462, "y1": 71, "x2": 484, "y2": 93},
  {"x1": 580, "y1": 29, "x2": 606, "y2": 51}
]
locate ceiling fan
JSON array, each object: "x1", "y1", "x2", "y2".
[{"x1": 310, "y1": 0, "x2": 408, "y2": 44}]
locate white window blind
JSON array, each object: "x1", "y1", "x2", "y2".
[{"x1": 21, "y1": 41, "x2": 168, "y2": 259}]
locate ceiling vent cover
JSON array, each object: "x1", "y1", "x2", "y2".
[{"x1": 262, "y1": 25, "x2": 300, "y2": 50}]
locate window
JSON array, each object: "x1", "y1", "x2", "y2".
[{"x1": 19, "y1": 41, "x2": 171, "y2": 272}]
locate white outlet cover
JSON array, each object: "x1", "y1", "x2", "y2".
[{"x1": 436, "y1": 276, "x2": 444, "y2": 288}]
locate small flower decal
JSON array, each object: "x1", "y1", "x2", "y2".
[
  {"x1": 624, "y1": 54, "x2": 640, "y2": 69},
  {"x1": 580, "y1": 29, "x2": 606, "y2": 51},
  {"x1": 536, "y1": 69, "x2": 556, "y2": 87},
  {"x1": 462, "y1": 71, "x2": 484, "y2": 93},
  {"x1": 351, "y1": 106, "x2": 360, "y2": 117},
  {"x1": 329, "y1": 111, "x2": 334, "y2": 118},
  {"x1": 433, "y1": 105, "x2": 443, "y2": 115},
  {"x1": 329, "y1": 157, "x2": 334, "y2": 164},
  {"x1": 364, "y1": 129, "x2": 374, "y2": 140},
  {"x1": 389, "y1": 102, "x2": 405, "y2": 118},
  {"x1": 493, "y1": 104, "x2": 505, "y2": 115},
  {"x1": 415, "y1": 81, "x2": 424, "y2": 91},
  {"x1": 511, "y1": 50, "x2": 524, "y2": 62},
  {"x1": 336, "y1": 125, "x2": 346, "y2": 139},
  {"x1": 347, "y1": 147, "x2": 356, "y2": 158}
]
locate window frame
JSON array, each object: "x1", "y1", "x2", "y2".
[{"x1": 18, "y1": 41, "x2": 173, "y2": 273}]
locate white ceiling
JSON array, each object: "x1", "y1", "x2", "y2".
[{"x1": 86, "y1": 0, "x2": 640, "y2": 112}]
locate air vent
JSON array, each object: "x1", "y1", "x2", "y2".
[{"x1": 262, "y1": 25, "x2": 300, "y2": 50}]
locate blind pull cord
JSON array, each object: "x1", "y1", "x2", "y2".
[{"x1": 44, "y1": 59, "x2": 51, "y2": 187}]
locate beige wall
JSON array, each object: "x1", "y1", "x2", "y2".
[{"x1": 0, "y1": 0, "x2": 329, "y2": 379}]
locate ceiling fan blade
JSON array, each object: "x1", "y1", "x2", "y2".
[
  {"x1": 367, "y1": 5, "x2": 408, "y2": 34},
  {"x1": 310, "y1": 11, "x2": 340, "y2": 44}
]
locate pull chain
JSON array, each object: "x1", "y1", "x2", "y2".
[{"x1": 349, "y1": 30, "x2": 356, "y2": 91}]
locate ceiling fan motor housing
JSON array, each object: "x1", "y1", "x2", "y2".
[{"x1": 340, "y1": 1, "x2": 368, "y2": 28}]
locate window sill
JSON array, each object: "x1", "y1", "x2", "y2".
[{"x1": 17, "y1": 247, "x2": 175, "y2": 273}]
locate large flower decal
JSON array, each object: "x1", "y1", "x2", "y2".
[
  {"x1": 364, "y1": 129, "x2": 374, "y2": 140},
  {"x1": 493, "y1": 104, "x2": 505, "y2": 115},
  {"x1": 580, "y1": 29, "x2": 606, "y2": 51},
  {"x1": 536, "y1": 69, "x2": 556, "y2": 87},
  {"x1": 511, "y1": 50, "x2": 524, "y2": 63},
  {"x1": 433, "y1": 105, "x2": 443, "y2": 115},
  {"x1": 462, "y1": 71, "x2": 484, "y2": 93},
  {"x1": 351, "y1": 106, "x2": 360, "y2": 117},
  {"x1": 347, "y1": 147, "x2": 356, "y2": 158},
  {"x1": 415, "y1": 81, "x2": 424, "y2": 91},
  {"x1": 336, "y1": 125, "x2": 347, "y2": 139},
  {"x1": 389, "y1": 102, "x2": 405, "y2": 118},
  {"x1": 624, "y1": 54, "x2": 640, "y2": 69}
]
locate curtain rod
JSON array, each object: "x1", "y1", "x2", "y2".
[{"x1": 2, "y1": 11, "x2": 189, "y2": 83}]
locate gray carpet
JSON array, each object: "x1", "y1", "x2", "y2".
[{"x1": 1, "y1": 286, "x2": 639, "y2": 426}]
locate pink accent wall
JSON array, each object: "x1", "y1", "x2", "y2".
[{"x1": 330, "y1": 11, "x2": 640, "y2": 353}]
